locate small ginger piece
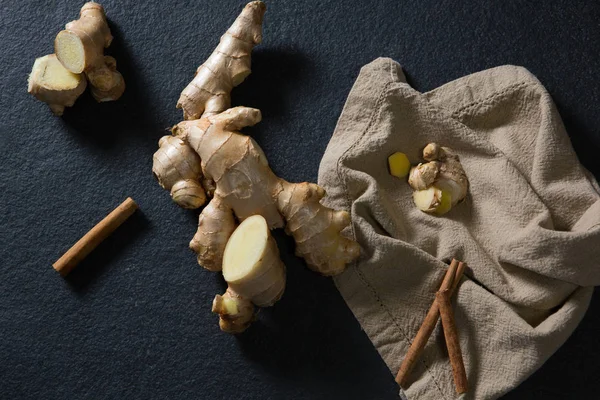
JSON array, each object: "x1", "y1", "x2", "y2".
[
  {"x1": 177, "y1": 1, "x2": 266, "y2": 120},
  {"x1": 423, "y1": 142, "x2": 441, "y2": 161},
  {"x1": 153, "y1": 1, "x2": 360, "y2": 334},
  {"x1": 28, "y1": 54, "x2": 87, "y2": 116},
  {"x1": 55, "y1": 2, "x2": 124, "y2": 102},
  {"x1": 408, "y1": 162, "x2": 440, "y2": 190},
  {"x1": 408, "y1": 143, "x2": 468, "y2": 215},
  {"x1": 152, "y1": 136, "x2": 206, "y2": 209},
  {"x1": 212, "y1": 288, "x2": 255, "y2": 334},
  {"x1": 388, "y1": 152, "x2": 411, "y2": 178}
]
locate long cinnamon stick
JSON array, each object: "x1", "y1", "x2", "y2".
[
  {"x1": 395, "y1": 260, "x2": 465, "y2": 387},
  {"x1": 53, "y1": 197, "x2": 138, "y2": 276},
  {"x1": 436, "y1": 289, "x2": 468, "y2": 394}
]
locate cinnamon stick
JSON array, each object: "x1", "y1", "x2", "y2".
[
  {"x1": 52, "y1": 197, "x2": 138, "y2": 276},
  {"x1": 437, "y1": 289, "x2": 468, "y2": 394},
  {"x1": 395, "y1": 260, "x2": 465, "y2": 387}
]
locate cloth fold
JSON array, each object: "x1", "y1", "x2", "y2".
[{"x1": 318, "y1": 58, "x2": 600, "y2": 400}]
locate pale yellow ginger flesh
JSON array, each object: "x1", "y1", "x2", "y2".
[
  {"x1": 28, "y1": 54, "x2": 87, "y2": 115},
  {"x1": 388, "y1": 152, "x2": 411, "y2": 178},
  {"x1": 222, "y1": 215, "x2": 286, "y2": 307},
  {"x1": 55, "y1": 32, "x2": 85, "y2": 73},
  {"x1": 407, "y1": 143, "x2": 469, "y2": 215},
  {"x1": 55, "y1": 2, "x2": 125, "y2": 102},
  {"x1": 177, "y1": 1, "x2": 266, "y2": 120}
]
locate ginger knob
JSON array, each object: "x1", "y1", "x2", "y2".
[
  {"x1": 407, "y1": 143, "x2": 469, "y2": 215},
  {"x1": 212, "y1": 288, "x2": 255, "y2": 334},
  {"x1": 152, "y1": 136, "x2": 207, "y2": 209}
]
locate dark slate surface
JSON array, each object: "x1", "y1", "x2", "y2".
[{"x1": 1, "y1": 1, "x2": 599, "y2": 399}]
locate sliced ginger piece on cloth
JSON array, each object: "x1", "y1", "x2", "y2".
[{"x1": 408, "y1": 143, "x2": 469, "y2": 215}]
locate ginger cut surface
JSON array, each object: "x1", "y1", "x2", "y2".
[
  {"x1": 28, "y1": 54, "x2": 87, "y2": 116},
  {"x1": 222, "y1": 215, "x2": 286, "y2": 307}
]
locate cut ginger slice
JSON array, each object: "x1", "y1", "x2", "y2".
[{"x1": 222, "y1": 215, "x2": 285, "y2": 307}]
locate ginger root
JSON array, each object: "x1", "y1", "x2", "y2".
[
  {"x1": 213, "y1": 215, "x2": 285, "y2": 332},
  {"x1": 28, "y1": 54, "x2": 87, "y2": 116},
  {"x1": 152, "y1": 0, "x2": 266, "y2": 208},
  {"x1": 55, "y1": 2, "x2": 125, "y2": 102},
  {"x1": 177, "y1": 1, "x2": 266, "y2": 120},
  {"x1": 408, "y1": 143, "x2": 469, "y2": 215},
  {"x1": 182, "y1": 107, "x2": 360, "y2": 276},
  {"x1": 153, "y1": 1, "x2": 360, "y2": 334}
]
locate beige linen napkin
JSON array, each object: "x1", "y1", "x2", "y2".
[{"x1": 318, "y1": 58, "x2": 600, "y2": 400}]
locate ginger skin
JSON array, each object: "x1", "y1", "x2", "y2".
[
  {"x1": 55, "y1": 2, "x2": 125, "y2": 102},
  {"x1": 189, "y1": 196, "x2": 236, "y2": 271},
  {"x1": 408, "y1": 143, "x2": 469, "y2": 215},
  {"x1": 153, "y1": 1, "x2": 265, "y2": 209},
  {"x1": 177, "y1": 1, "x2": 266, "y2": 120}
]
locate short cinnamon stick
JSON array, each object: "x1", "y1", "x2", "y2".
[
  {"x1": 52, "y1": 197, "x2": 138, "y2": 276},
  {"x1": 395, "y1": 260, "x2": 465, "y2": 387},
  {"x1": 436, "y1": 289, "x2": 468, "y2": 394}
]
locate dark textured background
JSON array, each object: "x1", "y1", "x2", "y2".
[{"x1": 1, "y1": 1, "x2": 599, "y2": 399}]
